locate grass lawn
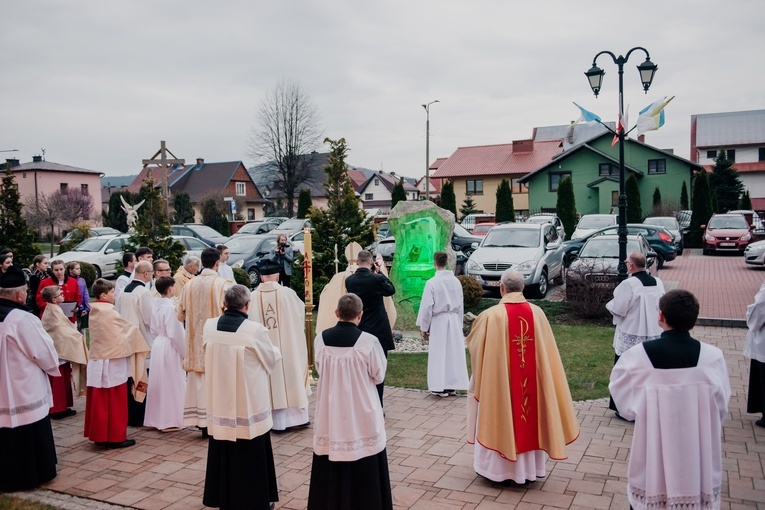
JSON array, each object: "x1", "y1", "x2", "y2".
[
  {"x1": 386, "y1": 321, "x2": 614, "y2": 402},
  {"x1": 0, "y1": 495, "x2": 59, "y2": 510}
]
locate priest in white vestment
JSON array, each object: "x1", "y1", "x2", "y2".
[
  {"x1": 745, "y1": 280, "x2": 765, "y2": 428},
  {"x1": 466, "y1": 269, "x2": 579, "y2": 484},
  {"x1": 249, "y1": 261, "x2": 311, "y2": 431},
  {"x1": 144, "y1": 277, "x2": 187, "y2": 431},
  {"x1": 610, "y1": 289, "x2": 731, "y2": 510},
  {"x1": 177, "y1": 247, "x2": 231, "y2": 435},
  {"x1": 416, "y1": 251, "x2": 468, "y2": 397},
  {"x1": 0, "y1": 266, "x2": 60, "y2": 491}
]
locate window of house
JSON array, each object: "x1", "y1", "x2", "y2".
[
  {"x1": 511, "y1": 178, "x2": 528, "y2": 194},
  {"x1": 548, "y1": 172, "x2": 571, "y2": 193},
  {"x1": 365, "y1": 193, "x2": 373, "y2": 200},
  {"x1": 706, "y1": 150, "x2": 717, "y2": 159},
  {"x1": 612, "y1": 191, "x2": 618, "y2": 207},
  {"x1": 759, "y1": 148, "x2": 765, "y2": 161},
  {"x1": 726, "y1": 149, "x2": 736, "y2": 162},
  {"x1": 247, "y1": 209, "x2": 255, "y2": 220},
  {"x1": 236, "y1": 182, "x2": 246, "y2": 196},
  {"x1": 374, "y1": 178, "x2": 379, "y2": 186},
  {"x1": 647, "y1": 159, "x2": 666, "y2": 174},
  {"x1": 599, "y1": 163, "x2": 616, "y2": 176},
  {"x1": 80, "y1": 184, "x2": 88, "y2": 194},
  {"x1": 466, "y1": 180, "x2": 483, "y2": 195},
  {"x1": 60, "y1": 183, "x2": 68, "y2": 193}
]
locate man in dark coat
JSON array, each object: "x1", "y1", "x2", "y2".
[{"x1": 345, "y1": 250, "x2": 395, "y2": 404}]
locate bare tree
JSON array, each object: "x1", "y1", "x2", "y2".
[
  {"x1": 249, "y1": 79, "x2": 322, "y2": 217},
  {"x1": 24, "y1": 189, "x2": 93, "y2": 256}
]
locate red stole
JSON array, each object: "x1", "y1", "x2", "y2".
[{"x1": 505, "y1": 302, "x2": 539, "y2": 454}]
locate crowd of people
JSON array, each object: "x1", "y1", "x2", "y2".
[{"x1": 0, "y1": 240, "x2": 762, "y2": 510}]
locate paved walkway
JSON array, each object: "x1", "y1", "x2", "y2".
[{"x1": 7, "y1": 325, "x2": 762, "y2": 509}]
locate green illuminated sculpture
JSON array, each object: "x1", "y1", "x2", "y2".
[{"x1": 388, "y1": 201, "x2": 456, "y2": 329}]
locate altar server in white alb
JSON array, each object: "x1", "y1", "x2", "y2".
[
  {"x1": 605, "y1": 251, "x2": 664, "y2": 415},
  {"x1": 610, "y1": 289, "x2": 730, "y2": 510},
  {"x1": 144, "y1": 276, "x2": 187, "y2": 432},
  {"x1": 249, "y1": 261, "x2": 311, "y2": 432},
  {"x1": 416, "y1": 251, "x2": 469, "y2": 397},
  {"x1": 744, "y1": 280, "x2": 765, "y2": 428},
  {"x1": 0, "y1": 266, "x2": 60, "y2": 491}
]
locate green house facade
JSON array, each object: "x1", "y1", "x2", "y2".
[{"x1": 519, "y1": 133, "x2": 703, "y2": 216}]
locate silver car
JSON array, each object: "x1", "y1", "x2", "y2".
[
  {"x1": 744, "y1": 240, "x2": 765, "y2": 265},
  {"x1": 465, "y1": 222, "x2": 564, "y2": 298}
]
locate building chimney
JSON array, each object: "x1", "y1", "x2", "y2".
[
  {"x1": 196, "y1": 158, "x2": 204, "y2": 166},
  {"x1": 32, "y1": 155, "x2": 42, "y2": 163},
  {"x1": 390, "y1": 171, "x2": 396, "y2": 176},
  {"x1": 5, "y1": 158, "x2": 19, "y2": 167},
  {"x1": 512, "y1": 139, "x2": 534, "y2": 153}
]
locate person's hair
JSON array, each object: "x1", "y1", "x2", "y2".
[
  {"x1": 216, "y1": 244, "x2": 228, "y2": 253},
  {"x1": 183, "y1": 254, "x2": 201, "y2": 270},
  {"x1": 92, "y1": 278, "x2": 114, "y2": 299},
  {"x1": 0, "y1": 248, "x2": 11, "y2": 257},
  {"x1": 155, "y1": 276, "x2": 176, "y2": 296},
  {"x1": 0, "y1": 286, "x2": 25, "y2": 299},
  {"x1": 32, "y1": 254, "x2": 48, "y2": 269},
  {"x1": 65, "y1": 261, "x2": 80, "y2": 277},
  {"x1": 500, "y1": 269, "x2": 525, "y2": 292},
  {"x1": 337, "y1": 293, "x2": 363, "y2": 320},
  {"x1": 224, "y1": 284, "x2": 251, "y2": 310},
  {"x1": 135, "y1": 247, "x2": 153, "y2": 259},
  {"x1": 628, "y1": 252, "x2": 646, "y2": 270},
  {"x1": 659, "y1": 289, "x2": 699, "y2": 332},
  {"x1": 356, "y1": 250, "x2": 373, "y2": 265},
  {"x1": 433, "y1": 251, "x2": 448, "y2": 268},
  {"x1": 41, "y1": 285, "x2": 59, "y2": 303},
  {"x1": 153, "y1": 259, "x2": 170, "y2": 271},
  {"x1": 277, "y1": 234, "x2": 287, "y2": 243},
  {"x1": 122, "y1": 252, "x2": 136, "y2": 267},
  {"x1": 201, "y1": 248, "x2": 220, "y2": 269},
  {"x1": 50, "y1": 259, "x2": 65, "y2": 270},
  {"x1": 0, "y1": 253, "x2": 11, "y2": 267}
]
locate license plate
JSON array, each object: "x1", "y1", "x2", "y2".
[
  {"x1": 720, "y1": 243, "x2": 736, "y2": 247},
  {"x1": 485, "y1": 280, "x2": 501, "y2": 287}
]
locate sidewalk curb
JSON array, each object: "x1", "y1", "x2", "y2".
[{"x1": 697, "y1": 317, "x2": 747, "y2": 329}]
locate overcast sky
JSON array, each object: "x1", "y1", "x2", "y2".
[{"x1": 1, "y1": 1, "x2": 763, "y2": 180}]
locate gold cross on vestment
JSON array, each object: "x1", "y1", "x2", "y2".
[{"x1": 512, "y1": 316, "x2": 533, "y2": 368}]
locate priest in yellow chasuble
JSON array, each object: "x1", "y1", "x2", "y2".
[{"x1": 466, "y1": 269, "x2": 579, "y2": 484}]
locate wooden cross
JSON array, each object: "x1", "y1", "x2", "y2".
[{"x1": 141, "y1": 140, "x2": 185, "y2": 218}]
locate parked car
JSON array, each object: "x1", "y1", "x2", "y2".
[
  {"x1": 262, "y1": 216, "x2": 289, "y2": 226},
  {"x1": 525, "y1": 213, "x2": 566, "y2": 240},
  {"x1": 271, "y1": 218, "x2": 312, "y2": 237},
  {"x1": 170, "y1": 224, "x2": 228, "y2": 247},
  {"x1": 728, "y1": 209, "x2": 765, "y2": 235},
  {"x1": 472, "y1": 223, "x2": 496, "y2": 236},
  {"x1": 465, "y1": 222, "x2": 564, "y2": 298},
  {"x1": 374, "y1": 235, "x2": 469, "y2": 276},
  {"x1": 289, "y1": 230, "x2": 305, "y2": 255},
  {"x1": 225, "y1": 234, "x2": 279, "y2": 287},
  {"x1": 460, "y1": 213, "x2": 495, "y2": 233},
  {"x1": 54, "y1": 234, "x2": 131, "y2": 278},
  {"x1": 375, "y1": 221, "x2": 390, "y2": 240},
  {"x1": 232, "y1": 221, "x2": 276, "y2": 236},
  {"x1": 675, "y1": 210, "x2": 692, "y2": 232},
  {"x1": 172, "y1": 235, "x2": 211, "y2": 259},
  {"x1": 702, "y1": 213, "x2": 754, "y2": 255},
  {"x1": 644, "y1": 216, "x2": 684, "y2": 255},
  {"x1": 565, "y1": 234, "x2": 657, "y2": 301},
  {"x1": 451, "y1": 224, "x2": 482, "y2": 257},
  {"x1": 562, "y1": 223, "x2": 676, "y2": 268},
  {"x1": 744, "y1": 240, "x2": 765, "y2": 265},
  {"x1": 571, "y1": 214, "x2": 617, "y2": 240},
  {"x1": 60, "y1": 227, "x2": 123, "y2": 246}
]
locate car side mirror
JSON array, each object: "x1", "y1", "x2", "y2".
[{"x1": 105, "y1": 248, "x2": 114, "y2": 254}]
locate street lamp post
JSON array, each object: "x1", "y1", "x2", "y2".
[
  {"x1": 584, "y1": 48, "x2": 657, "y2": 280},
  {"x1": 423, "y1": 100, "x2": 439, "y2": 201}
]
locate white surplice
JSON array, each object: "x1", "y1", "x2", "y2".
[
  {"x1": 610, "y1": 342, "x2": 731, "y2": 510},
  {"x1": 115, "y1": 282, "x2": 154, "y2": 350},
  {"x1": 144, "y1": 297, "x2": 187, "y2": 430},
  {"x1": 416, "y1": 270, "x2": 469, "y2": 392},
  {"x1": 217, "y1": 263, "x2": 235, "y2": 283},
  {"x1": 745, "y1": 280, "x2": 765, "y2": 363},
  {"x1": 606, "y1": 275, "x2": 665, "y2": 355}
]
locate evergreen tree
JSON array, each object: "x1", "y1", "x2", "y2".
[
  {"x1": 626, "y1": 173, "x2": 642, "y2": 222},
  {"x1": 296, "y1": 188, "x2": 313, "y2": 219},
  {"x1": 105, "y1": 191, "x2": 138, "y2": 232},
  {"x1": 652, "y1": 187, "x2": 662, "y2": 210},
  {"x1": 202, "y1": 199, "x2": 227, "y2": 234},
  {"x1": 680, "y1": 181, "x2": 689, "y2": 210},
  {"x1": 708, "y1": 151, "x2": 744, "y2": 213},
  {"x1": 309, "y1": 138, "x2": 374, "y2": 299},
  {"x1": 172, "y1": 191, "x2": 195, "y2": 224},
  {"x1": 0, "y1": 164, "x2": 38, "y2": 266},
  {"x1": 556, "y1": 176, "x2": 576, "y2": 241},
  {"x1": 459, "y1": 195, "x2": 478, "y2": 222},
  {"x1": 741, "y1": 190, "x2": 752, "y2": 210},
  {"x1": 495, "y1": 179, "x2": 515, "y2": 223},
  {"x1": 391, "y1": 179, "x2": 407, "y2": 209},
  {"x1": 687, "y1": 171, "x2": 714, "y2": 248},
  {"x1": 440, "y1": 180, "x2": 456, "y2": 216},
  {"x1": 127, "y1": 179, "x2": 185, "y2": 269},
  {"x1": 711, "y1": 193, "x2": 719, "y2": 214}
]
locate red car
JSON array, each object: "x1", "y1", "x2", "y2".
[
  {"x1": 702, "y1": 213, "x2": 754, "y2": 255},
  {"x1": 472, "y1": 223, "x2": 496, "y2": 236}
]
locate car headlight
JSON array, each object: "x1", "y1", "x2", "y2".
[
  {"x1": 232, "y1": 259, "x2": 243, "y2": 269},
  {"x1": 704, "y1": 233, "x2": 715, "y2": 241},
  {"x1": 515, "y1": 260, "x2": 536, "y2": 273},
  {"x1": 741, "y1": 233, "x2": 752, "y2": 241},
  {"x1": 466, "y1": 259, "x2": 482, "y2": 272}
]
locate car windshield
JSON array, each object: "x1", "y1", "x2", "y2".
[
  {"x1": 188, "y1": 225, "x2": 223, "y2": 237},
  {"x1": 226, "y1": 237, "x2": 265, "y2": 254},
  {"x1": 453, "y1": 224, "x2": 471, "y2": 237},
  {"x1": 645, "y1": 218, "x2": 678, "y2": 230},
  {"x1": 238, "y1": 223, "x2": 264, "y2": 234},
  {"x1": 708, "y1": 216, "x2": 748, "y2": 229},
  {"x1": 483, "y1": 228, "x2": 539, "y2": 248},
  {"x1": 578, "y1": 216, "x2": 616, "y2": 229},
  {"x1": 277, "y1": 219, "x2": 305, "y2": 230},
  {"x1": 580, "y1": 238, "x2": 641, "y2": 258},
  {"x1": 525, "y1": 216, "x2": 552, "y2": 225},
  {"x1": 72, "y1": 238, "x2": 110, "y2": 252},
  {"x1": 473, "y1": 224, "x2": 494, "y2": 233}
]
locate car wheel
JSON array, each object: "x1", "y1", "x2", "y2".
[
  {"x1": 94, "y1": 265, "x2": 102, "y2": 279},
  {"x1": 531, "y1": 270, "x2": 548, "y2": 299},
  {"x1": 702, "y1": 247, "x2": 710, "y2": 256},
  {"x1": 656, "y1": 253, "x2": 665, "y2": 269},
  {"x1": 677, "y1": 243, "x2": 684, "y2": 256},
  {"x1": 462, "y1": 248, "x2": 474, "y2": 258},
  {"x1": 248, "y1": 268, "x2": 261, "y2": 288}
]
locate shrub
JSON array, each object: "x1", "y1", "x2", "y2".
[
  {"x1": 565, "y1": 263, "x2": 612, "y2": 319},
  {"x1": 233, "y1": 267, "x2": 249, "y2": 287},
  {"x1": 458, "y1": 275, "x2": 483, "y2": 309},
  {"x1": 58, "y1": 223, "x2": 91, "y2": 255},
  {"x1": 76, "y1": 261, "x2": 98, "y2": 289}
]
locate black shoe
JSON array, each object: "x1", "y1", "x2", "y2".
[
  {"x1": 199, "y1": 427, "x2": 209, "y2": 439},
  {"x1": 756, "y1": 418, "x2": 765, "y2": 428},
  {"x1": 107, "y1": 439, "x2": 136, "y2": 449},
  {"x1": 614, "y1": 411, "x2": 635, "y2": 423},
  {"x1": 285, "y1": 422, "x2": 310, "y2": 432},
  {"x1": 50, "y1": 409, "x2": 77, "y2": 420}
]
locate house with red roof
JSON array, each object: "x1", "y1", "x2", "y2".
[
  {"x1": 129, "y1": 158, "x2": 267, "y2": 222},
  {"x1": 358, "y1": 170, "x2": 419, "y2": 213}
]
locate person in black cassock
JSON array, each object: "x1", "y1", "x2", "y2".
[{"x1": 344, "y1": 250, "x2": 395, "y2": 405}]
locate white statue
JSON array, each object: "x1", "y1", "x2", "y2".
[{"x1": 120, "y1": 196, "x2": 146, "y2": 232}]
